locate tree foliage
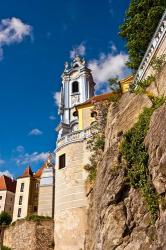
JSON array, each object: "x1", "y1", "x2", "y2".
[
  {"x1": 108, "y1": 77, "x2": 121, "y2": 93},
  {"x1": 0, "y1": 212, "x2": 12, "y2": 226},
  {"x1": 119, "y1": 0, "x2": 166, "y2": 71}
]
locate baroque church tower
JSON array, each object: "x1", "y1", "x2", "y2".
[
  {"x1": 54, "y1": 56, "x2": 95, "y2": 250},
  {"x1": 57, "y1": 55, "x2": 95, "y2": 137}
]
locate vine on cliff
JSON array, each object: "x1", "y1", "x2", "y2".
[
  {"x1": 120, "y1": 96, "x2": 166, "y2": 222},
  {"x1": 84, "y1": 100, "x2": 110, "y2": 182}
]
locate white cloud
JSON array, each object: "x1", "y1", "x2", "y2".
[
  {"x1": 88, "y1": 50, "x2": 129, "y2": 92},
  {"x1": 16, "y1": 145, "x2": 25, "y2": 153},
  {"x1": 0, "y1": 170, "x2": 13, "y2": 178},
  {"x1": 109, "y1": 41, "x2": 117, "y2": 53},
  {"x1": 70, "y1": 43, "x2": 86, "y2": 59},
  {"x1": 16, "y1": 152, "x2": 49, "y2": 166},
  {"x1": 54, "y1": 91, "x2": 61, "y2": 107},
  {"x1": 49, "y1": 115, "x2": 56, "y2": 120},
  {"x1": 0, "y1": 17, "x2": 32, "y2": 60},
  {"x1": 0, "y1": 159, "x2": 5, "y2": 165},
  {"x1": 28, "y1": 128, "x2": 43, "y2": 136}
]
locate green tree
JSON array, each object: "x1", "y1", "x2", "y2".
[
  {"x1": 0, "y1": 212, "x2": 12, "y2": 226},
  {"x1": 108, "y1": 77, "x2": 121, "y2": 93},
  {"x1": 119, "y1": 0, "x2": 166, "y2": 71}
]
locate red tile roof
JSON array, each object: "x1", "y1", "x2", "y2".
[
  {"x1": 0, "y1": 175, "x2": 16, "y2": 193},
  {"x1": 18, "y1": 166, "x2": 33, "y2": 178},
  {"x1": 34, "y1": 162, "x2": 47, "y2": 178},
  {"x1": 76, "y1": 92, "x2": 117, "y2": 107}
]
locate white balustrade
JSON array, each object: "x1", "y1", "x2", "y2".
[
  {"x1": 56, "y1": 127, "x2": 91, "y2": 150},
  {"x1": 135, "y1": 10, "x2": 166, "y2": 82}
]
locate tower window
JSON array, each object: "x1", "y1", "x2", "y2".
[
  {"x1": 72, "y1": 81, "x2": 79, "y2": 93},
  {"x1": 17, "y1": 208, "x2": 21, "y2": 218},
  {"x1": 19, "y1": 196, "x2": 23, "y2": 205},
  {"x1": 20, "y1": 183, "x2": 24, "y2": 192},
  {"x1": 59, "y1": 154, "x2": 66, "y2": 169}
]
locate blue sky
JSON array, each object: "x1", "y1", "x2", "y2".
[{"x1": 0, "y1": 0, "x2": 130, "y2": 178}]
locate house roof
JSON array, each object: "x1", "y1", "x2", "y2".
[
  {"x1": 18, "y1": 166, "x2": 33, "y2": 179},
  {"x1": 34, "y1": 162, "x2": 47, "y2": 178},
  {"x1": 0, "y1": 175, "x2": 16, "y2": 193},
  {"x1": 76, "y1": 92, "x2": 116, "y2": 108},
  {"x1": 119, "y1": 75, "x2": 134, "y2": 85}
]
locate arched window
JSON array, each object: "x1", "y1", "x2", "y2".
[
  {"x1": 73, "y1": 64, "x2": 79, "y2": 68},
  {"x1": 72, "y1": 81, "x2": 79, "y2": 93},
  {"x1": 73, "y1": 111, "x2": 78, "y2": 117}
]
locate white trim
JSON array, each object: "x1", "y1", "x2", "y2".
[{"x1": 135, "y1": 10, "x2": 166, "y2": 81}]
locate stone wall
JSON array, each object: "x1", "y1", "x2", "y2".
[
  {"x1": 3, "y1": 219, "x2": 54, "y2": 250},
  {"x1": 55, "y1": 141, "x2": 89, "y2": 250}
]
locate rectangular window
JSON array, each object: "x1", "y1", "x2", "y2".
[
  {"x1": 19, "y1": 196, "x2": 23, "y2": 205},
  {"x1": 0, "y1": 196, "x2": 2, "y2": 200},
  {"x1": 33, "y1": 206, "x2": 38, "y2": 213},
  {"x1": 17, "y1": 208, "x2": 21, "y2": 218},
  {"x1": 20, "y1": 183, "x2": 24, "y2": 192},
  {"x1": 59, "y1": 154, "x2": 66, "y2": 169},
  {"x1": 36, "y1": 183, "x2": 39, "y2": 190}
]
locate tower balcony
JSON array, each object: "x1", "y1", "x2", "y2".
[{"x1": 56, "y1": 127, "x2": 91, "y2": 151}]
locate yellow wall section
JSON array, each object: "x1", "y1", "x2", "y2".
[
  {"x1": 78, "y1": 108, "x2": 83, "y2": 130},
  {"x1": 120, "y1": 75, "x2": 134, "y2": 93},
  {"x1": 78, "y1": 104, "x2": 94, "y2": 130}
]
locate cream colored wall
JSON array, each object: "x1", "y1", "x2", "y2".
[
  {"x1": 0, "y1": 191, "x2": 15, "y2": 217},
  {"x1": 5, "y1": 191, "x2": 15, "y2": 217},
  {"x1": 55, "y1": 140, "x2": 89, "y2": 250},
  {"x1": 0, "y1": 190, "x2": 7, "y2": 213},
  {"x1": 38, "y1": 186, "x2": 53, "y2": 217},
  {"x1": 13, "y1": 177, "x2": 31, "y2": 221}
]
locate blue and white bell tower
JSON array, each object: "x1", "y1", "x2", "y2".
[{"x1": 57, "y1": 55, "x2": 95, "y2": 137}]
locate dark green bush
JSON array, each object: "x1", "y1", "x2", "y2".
[
  {"x1": 0, "y1": 212, "x2": 12, "y2": 226},
  {"x1": 1, "y1": 246, "x2": 11, "y2": 250}
]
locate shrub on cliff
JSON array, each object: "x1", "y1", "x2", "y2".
[
  {"x1": 120, "y1": 96, "x2": 166, "y2": 222},
  {"x1": 25, "y1": 214, "x2": 52, "y2": 222},
  {"x1": 1, "y1": 247, "x2": 11, "y2": 250}
]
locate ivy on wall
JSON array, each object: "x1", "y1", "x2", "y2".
[{"x1": 120, "y1": 96, "x2": 166, "y2": 222}]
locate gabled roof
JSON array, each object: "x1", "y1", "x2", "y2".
[
  {"x1": 18, "y1": 166, "x2": 33, "y2": 179},
  {"x1": 119, "y1": 75, "x2": 134, "y2": 84},
  {"x1": 0, "y1": 175, "x2": 16, "y2": 193},
  {"x1": 34, "y1": 162, "x2": 47, "y2": 178},
  {"x1": 76, "y1": 92, "x2": 117, "y2": 108}
]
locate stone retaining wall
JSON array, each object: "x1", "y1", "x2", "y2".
[{"x1": 3, "y1": 219, "x2": 54, "y2": 250}]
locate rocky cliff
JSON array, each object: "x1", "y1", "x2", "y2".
[{"x1": 85, "y1": 68, "x2": 166, "y2": 250}]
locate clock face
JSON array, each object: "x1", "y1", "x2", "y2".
[{"x1": 70, "y1": 70, "x2": 79, "y2": 79}]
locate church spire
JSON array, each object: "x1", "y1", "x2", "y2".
[{"x1": 57, "y1": 55, "x2": 95, "y2": 138}]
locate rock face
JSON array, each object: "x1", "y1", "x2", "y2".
[{"x1": 85, "y1": 92, "x2": 166, "y2": 250}]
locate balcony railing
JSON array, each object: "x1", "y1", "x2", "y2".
[
  {"x1": 135, "y1": 10, "x2": 166, "y2": 81},
  {"x1": 56, "y1": 127, "x2": 91, "y2": 150}
]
